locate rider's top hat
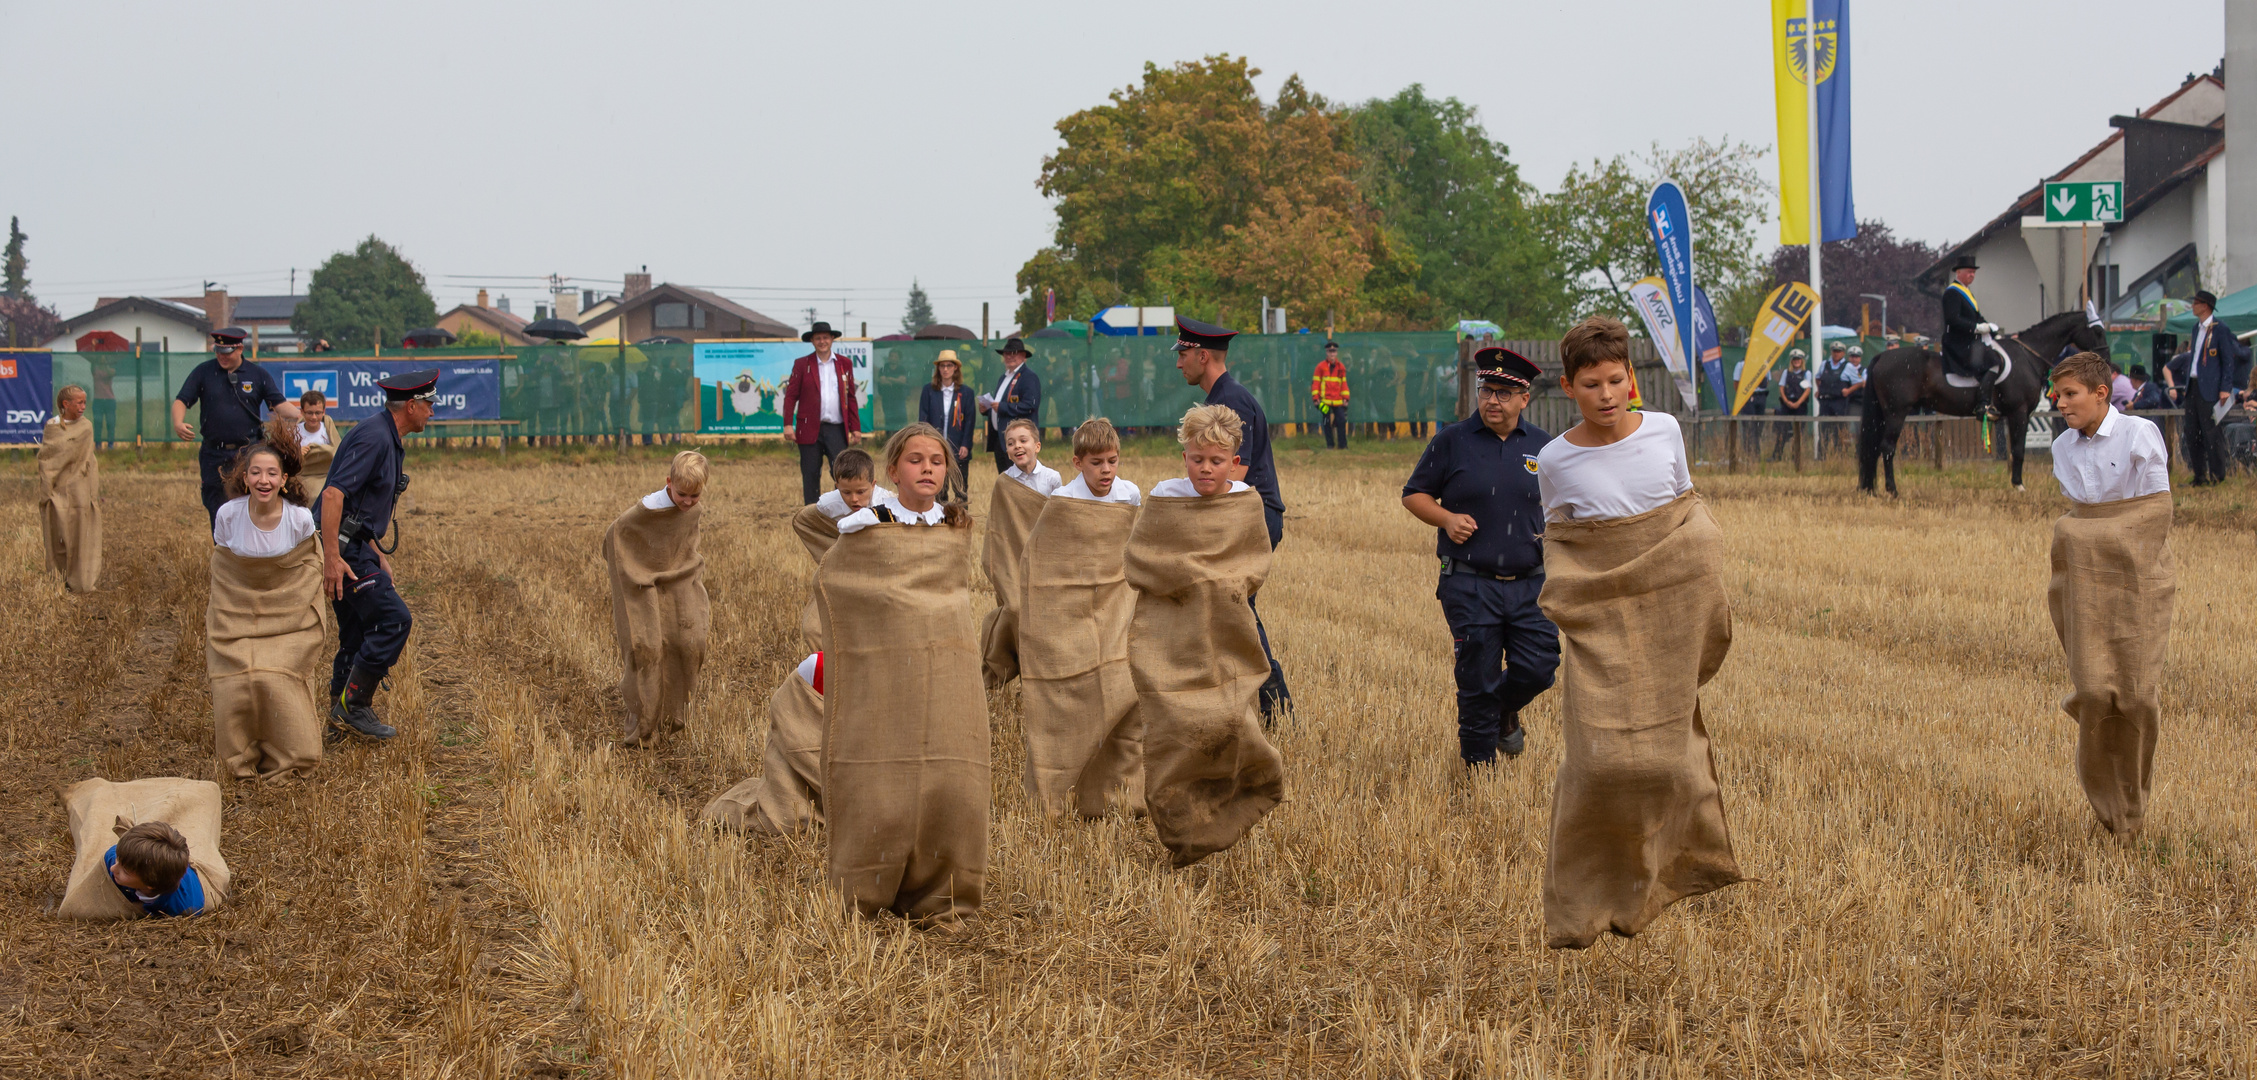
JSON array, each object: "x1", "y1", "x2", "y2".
[
  {"x1": 1951, "y1": 254, "x2": 1978, "y2": 271},
  {"x1": 2192, "y1": 289, "x2": 2219, "y2": 308}
]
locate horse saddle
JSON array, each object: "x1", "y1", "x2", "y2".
[{"x1": 1942, "y1": 338, "x2": 2011, "y2": 388}]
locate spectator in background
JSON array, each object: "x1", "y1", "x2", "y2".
[
  {"x1": 2128, "y1": 365, "x2": 2168, "y2": 410},
  {"x1": 1310, "y1": 341, "x2": 1351, "y2": 449},
  {"x1": 919, "y1": 350, "x2": 976, "y2": 502},
  {"x1": 980, "y1": 337, "x2": 1042, "y2": 474},
  {"x1": 1770, "y1": 349, "x2": 1811, "y2": 462},
  {"x1": 2109, "y1": 362, "x2": 2136, "y2": 410},
  {"x1": 89, "y1": 355, "x2": 118, "y2": 449},
  {"x1": 782, "y1": 321, "x2": 863, "y2": 504}
]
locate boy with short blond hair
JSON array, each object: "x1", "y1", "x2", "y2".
[
  {"x1": 1148, "y1": 405, "x2": 1252, "y2": 498},
  {"x1": 1057, "y1": 417, "x2": 1141, "y2": 504},
  {"x1": 1001, "y1": 418, "x2": 1063, "y2": 495},
  {"x1": 607, "y1": 449, "x2": 711, "y2": 747}
]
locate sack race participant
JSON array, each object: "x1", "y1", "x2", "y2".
[
  {"x1": 981, "y1": 419, "x2": 1057, "y2": 687},
  {"x1": 789, "y1": 448, "x2": 888, "y2": 653},
  {"x1": 2045, "y1": 353, "x2": 2176, "y2": 839},
  {"x1": 57, "y1": 777, "x2": 232, "y2": 920},
  {"x1": 38, "y1": 384, "x2": 102, "y2": 593},
  {"x1": 1130, "y1": 405, "x2": 1286, "y2": 866},
  {"x1": 821, "y1": 424, "x2": 989, "y2": 923},
  {"x1": 1536, "y1": 316, "x2": 1740, "y2": 950},
  {"x1": 293, "y1": 389, "x2": 339, "y2": 491},
  {"x1": 209, "y1": 440, "x2": 329, "y2": 780},
  {"x1": 604, "y1": 451, "x2": 711, "y2": 748},
  {"x1": 701, "y1": 653, "x2": 827, "y2": 835},
  {"x1": 1018, "y1": 419, "x2": 1145, "y2": 818}
]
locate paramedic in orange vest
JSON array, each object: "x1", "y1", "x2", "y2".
[{"x1": 1311, "y1": 340, "x2": 1351, "y2": 449}]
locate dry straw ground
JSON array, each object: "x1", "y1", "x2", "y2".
[{"x1": 3, "y1": 437, "x2": 2255, "y2": 1078}]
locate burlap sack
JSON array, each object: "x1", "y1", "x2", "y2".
[
  {"x1": 299, "y1": 418, "x2": 338, "y2": 491},
  {"x1": 980, "y1": 475, "x2": 1047, "y2": 687},
  {"x1": 1538, "y1": 493, "x2": 1740, "y2": 950},
  {"x1": 1019, "y1": 496, "x2": 1144, "y2": 818},
  {"x1": 793, "y1": 504, "x2": 840, "y2": 652},
  {"x1": 57, "y1": 777, "x2": 231, "y2": 920},
  {"x1": 2047, "y1": 491, "x2": 2175, "y2": 839},
  {"x1": 820, "y1": 523, "x2": 989, "y2": 923},
  {"x1": 700, "y1": 671, "x2": 826, "y2": 835},
  {"x1": 604, "y1": 500, "x2": 710, "y2": 748},
  {"x1": 208, "y1": 537, "x2": 331, "y2": 781},
  {"x1": 37, "y1": 415, "x2": 101, "y2": 592},
  {"x1": 1125, "y1": 490, "x2": 1285, "y2": 867}
]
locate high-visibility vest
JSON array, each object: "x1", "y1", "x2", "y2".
[{"x1": 1311, "y1": 359, "x2": 1350, "y2": 407}]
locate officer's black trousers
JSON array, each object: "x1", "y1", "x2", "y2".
[
  {"x1": 797, "y1": 422, "x2": 850, "y2": 504},
  {"x1": 330, "y1": 538, "x2": 415, "y2": 699},
  {"x1": 1320, "y1": 405, "x2": 1349, "y2": 449},
  {"x1": 1437, "y1": 571, "x2": 1560, "y2": 764},
  {"x1": 198, "y1": 442, "x2": 242, "y2": 526},
  {"x1": 1253, "y1": 505, "x2": 1291, "y2": 717}
]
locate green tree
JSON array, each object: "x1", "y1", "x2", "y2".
[
  {"x1": 290, "y1": 236, "x2": 438, "y2": 351},
  {"x1": 1346, "y1": 87, "x2": 1572, "y2": 335},
  {"x1": 1542, "y1": 138, "x2": 1775, "y2": 328},
  {"x1": 902, "y1": 279, "x2": 936, "y2": 334},
  {"x1": 4, "y1": 216, "x2": 30, "y2": 301}
]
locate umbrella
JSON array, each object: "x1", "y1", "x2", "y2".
[
  {"x1": 74, "y1": 330, "x2": 132, "y2": 351},
  {"x1": 524, "y1": 318, "x2": 587, "y2": 341},
  {"x1": 912, "y1": 323, "x2": 977, "y2": 340},
  {"x1": 402, "y1": 326, "x2": 457, "y2": 348},
  {"x1": 636, "y1": 336, "x2": 687, "y2": 346}
]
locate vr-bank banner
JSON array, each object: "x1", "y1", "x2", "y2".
[{"x1": 259, "y1": 359, "x2": 500, "y2": 421}]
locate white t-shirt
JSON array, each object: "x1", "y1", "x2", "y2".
[
  {"x1": 1004, "y1": 462, "x2": 1063, "y2": 495},
  {"x1": 817, "y1": 356, "x2": 843, "y2": 424},
  {"x1": 641, "y1": 486, "x2": 674, "y2": 510},
  {"x1": 213, "y1": 496, "x2": 318, "y2": 558},
  {"x1": 1536, "y1": 411, "x2": 1693, "y2": 522},
  {"x1": 2051, "y1": 406, "x2": 2170, "y2": 504},
  {"x1": 1056, "y1": 474, "x2": 1141, "y2": 505},
  {"x1": 1148, "y1": 478, "x2": 1251, "y2": 498},
  {"x1": 297, "y1": 422, "x2": 331, "y2": 449},
  {"x1": 815, "y1": 486, "x2": 895, "y2": 520},
  {"x1": 794, "y1": 652, "x2": 820, "y2": 688},
  {"x1": 837, "y1": 501, "x2": 948, "y2": 534}
]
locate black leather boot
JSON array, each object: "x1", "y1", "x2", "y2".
[{"x1": 330, "y1": 664, "x2": 398, "y2": 740}]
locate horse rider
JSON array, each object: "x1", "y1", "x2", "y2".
[{"x1": 1940, "y1": 254, "x2": 2002, "y2": 419}]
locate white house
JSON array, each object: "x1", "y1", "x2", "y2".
[{"x1": 41, "y1": 296, "x2": 210, "y2": 353}]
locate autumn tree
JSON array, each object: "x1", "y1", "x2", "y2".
[{"x1": 1543, "y1": 138, "x2": 1776, "y2": 329}]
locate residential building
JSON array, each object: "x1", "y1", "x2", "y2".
[
  {"x1": 583, "y1": 276, "x2": 795, "y2": 341},
  {"x1": 436, "y1": 289, "x2": 537, "y2": 346},
  {"x1": 41, "y1": 296, "x2": 209, "y2": 353}
]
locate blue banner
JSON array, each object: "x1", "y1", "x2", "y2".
[
  {"x1": 1692, "y1": 287, "x2": 1730, "y2": 412},
  {"x1": 258, "y1": 359, "x2": 499, "y2": 421},
  {"x1": 1816, "y1": 0, "x2": 1855, "y2": 241},
  {"x1": 0, "y1": 352, "x2": 54, "y2": 441},
  {"x1": 1646, "y1": 181, "x2": 1699, "y2": 393}
]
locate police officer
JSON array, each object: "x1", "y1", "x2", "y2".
[
  {"x1": 320, "y1": 369, "x2": 437, "y2": 740},
  {"x1": 1401, "y1": 347, "x2": 1558, "y2": 764},
  {"x1": 1172, "y1": 315, "x2": 1292, "y2": 722},
  {"x1": 172, "y1": 326, "x2": 286, "y2": 524},
  {"x1": 1770, "y1": 348, "x2": 1811, "y2": 461}
]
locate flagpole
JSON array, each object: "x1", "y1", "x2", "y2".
[{"x1": 1805, "y1": 1, "x2": 1823, "y2": 451}]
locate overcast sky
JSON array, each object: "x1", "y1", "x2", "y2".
[{"x1": 0, "y1": 0, "x2": 2229, "y2": 334}]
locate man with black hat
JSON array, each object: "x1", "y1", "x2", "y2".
[
  {"x1": 1939, "y1": 255, "x2": 2002, "y2": 419},
  {"x1": 1400, "y1": 347, "x2": 1558, "y2": 765},
  {"x1": 318, "y1": 369, "x2": 438, "y2": 740},
  {"x1": 171, "y1": 326, "x2": 287, "y2": 525},
  {"x1": 781, "y1": 322, "x2": 863, "y2": 504},
  {"x1": 980, "y1": 336, "x2": 1043, "y2": 474},
  {"x1": 2179, "y1": 289, "x2": 2249, "y2": 485},
  {"x1": 1173, "y1": 315, "x2": 1292, "y2": 721}
]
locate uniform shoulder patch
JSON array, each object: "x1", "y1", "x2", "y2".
[{"x1": 1523, "y1": 454, "x2": 1540, "y2": 474}]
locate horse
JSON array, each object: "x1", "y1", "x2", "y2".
[{"x1": 1857, "y1": 309, "x2": 2108, "y2": 495}]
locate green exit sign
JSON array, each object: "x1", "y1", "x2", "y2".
[{"x1": 2043, "y1": 180, "x2": 2123, "y2": 223}]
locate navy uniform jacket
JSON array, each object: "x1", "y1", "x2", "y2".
[
  {"x1": 1940, "y1": 283, "x2": 1985, "y2": 372},
  {"x1": 1402, "y1": 417, "x2": 1550, "y2": 577},
  {"x1": 2183, "y1": 318, "x2": 2252, "y2": 400},
  {"x1": 175, "y1": 358, "x2": 285, "y2": 444},
  {"x1": 324, "y1": 408, "x2": 405, "y2": 540},
  {"x1": 984, "y1": 364, "x2": 1041, "y2": 451},
  {"x1": 1205, "y1": 371, "x2": 1284, "y2": 517},
  {"x1": 918, "y1": 383, "x2": 977, "y2": 455}
]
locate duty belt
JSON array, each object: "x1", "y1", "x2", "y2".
[{"x1": 1442, "y1": 558, "x2": 1540, "y2": 582}]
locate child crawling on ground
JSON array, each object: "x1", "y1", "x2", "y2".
[
  {"x1": 1001, "y1": 418, "x2": 1063, "y2": 495},
  {"x1": 1056, "y1": 418, "x2": 1141, "y2": 504},
  {"x1": 105, "y1": 822, "x2": 208, "y2": 917}
]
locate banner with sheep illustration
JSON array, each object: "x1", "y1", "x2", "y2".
[{"x1": 695, "y1": 340, "x2": 873, "y2": 435}]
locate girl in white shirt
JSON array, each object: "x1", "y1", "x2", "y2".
[
  {"x1": 212, "y1": 443, "x2": 317, "y2": 558},
  {"x1": 1536, "y1": 360, "x2": 1693, "y2": 522},
  {"x1": 837, "y1": 423, "x2": 973, "y2": 534},
  {"x1": 999, "y1": 418, "x2": 1063, "y2": 495}
]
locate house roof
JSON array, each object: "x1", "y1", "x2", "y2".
[
  {"x1": 57, "y1": 296, "x2": 212, "y2": 336},
  {"x1": 593, "y1": 282, "x2": 797, "y2": 338},
  {"x1": 229, "y1": 295, "x2": 305, "y2": 321},
  {"x1": 436, "y1": 303, "x2": 536, "y2": 344},
  {"x1": 1921, "y1": 74, "x2": 2225, "y2": 288},
  {"x1": 2118, "y1": 138, "x2": 2225, "y2": 223}
]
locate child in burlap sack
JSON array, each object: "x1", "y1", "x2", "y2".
[{"x1": 604, "y1": 451, "x2": 711, "y2": 748}]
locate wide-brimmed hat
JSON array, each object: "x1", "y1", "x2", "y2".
[
  {"x1": 2192, "y1": 290, "x2": 2219, "y2": 308},
  {"x1": 802, "y1": 321, "x2": 845, "y2": 342},
  {"x1": 934, "y1": 349, "x2": 961, "y2": 366},
  {"x1": 995, "y1": 336, "x2": 1031, "y2": 357}
]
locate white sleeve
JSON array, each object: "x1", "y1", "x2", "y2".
[
  {"x1": 1117, "y1": 479, "x2": 1142, "y2": 506},
  {"x1": 2131, "y1": 417, "x2": 2172, "y2": 497},
  {"x1": 836, "y1": 507, "x2": 880, "y2": 534},
  {"x1": 286, "y1": 504, "x2": 318, "y2": 547},
  {"x1": 212, "y1": 501, "x2": 236, "y2": 547}
]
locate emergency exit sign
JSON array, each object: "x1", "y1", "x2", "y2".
[{"x1": 2043, "y1": 181, "x2": 2123, "y2": 223}]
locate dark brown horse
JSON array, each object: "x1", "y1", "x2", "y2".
[{"x1": 1858, "y1": 310, "x2": 2107, "y2": 494}]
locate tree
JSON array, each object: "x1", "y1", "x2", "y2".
[
  {"x1": 290, "y1": 236, "x2": 438, "y2": 351},
  {"x1": 3, "y1": 216, "x2": 29, "y2": 301},
  {"x1": 1346, "y1": 86, "x2": 1571, "y2": 334},
  {"x1": 902, "y1": 279, "x2": 935, "y2": 334},
  {"x1": 0, "y1": 297, "x2": 62, "y2": 348},
  {"x1": 1542, "y1": 139, "x2": 1776, "y2": 329},
  {"x1": 1767, "y1": 220, "x2": 1945, "y2": 336}
]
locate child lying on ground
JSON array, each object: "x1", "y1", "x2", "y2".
[
  {"x1": 105, "y1": 822, "x2": 208, "y2": 917},
  {"x1": 701, "y1": 652, "x2": 826, "y2": 835},
  {"x1": 1056, "y1": 417, "x2": 1141, "y2": 504},
  {"x1": 1001, "y1": 419, "x2": 1063, "y2": 495}
]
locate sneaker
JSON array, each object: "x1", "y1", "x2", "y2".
[{"x1": 330, "y1": 702, "x2": 398, "y2": 741}]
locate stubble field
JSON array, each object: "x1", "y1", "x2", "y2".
[{"x1": 3, "y1": 436, "x2": 2255, "y2": 1079}]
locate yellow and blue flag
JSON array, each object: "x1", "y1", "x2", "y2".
[{"x1": 1773, "y1": 0, "x2": 1855, "y2": 244}]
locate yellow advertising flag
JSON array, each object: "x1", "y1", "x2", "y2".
[
  {"x1": 1735, "y1": 281, "x2": 1819, "y2": 415},
  {"x1": 1773, "y1": 0, "x2": 1813, "y2": 245}
]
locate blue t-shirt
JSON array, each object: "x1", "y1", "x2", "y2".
[
  {"x1": 1402, "y1": 416, "x2": 1551, "y2": 576},
  {"x1": 103, "y1": 845, "x2": 206, "y2": 917}
]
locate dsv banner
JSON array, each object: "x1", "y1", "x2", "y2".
[{"x1": 259, "y1": 360, "x2": 499, "y2": 421}]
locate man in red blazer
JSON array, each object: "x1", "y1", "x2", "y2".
[{"x1": 780, "y1": 321, "x2": 863, "y2": 504}]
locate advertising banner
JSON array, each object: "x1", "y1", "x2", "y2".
[
  {"x1": 695, "y1": 340, "x2": 872, "y2": 434},
  {"x1": 1691, "y1": 286, "x2": 1729, "y2": 410},
  {"x1": 1646, "y1": 180, "x2": 1699, "y2": 391},
  {"x1": 0, "y1": 351, "x2": 55, "y2": 441},
  {"x1": 258, "y1": 358, "x2": 500, "y2": 421},
  {"x1": 1628, "y1": 277, "x2": 1695, "y2": 409},
  {"x1": 1773, "y1": 0, "x2": 1856, "y2": 244},
  {"x1": 1735, "y1": 282, "x2": 1819, "y2": 414}
]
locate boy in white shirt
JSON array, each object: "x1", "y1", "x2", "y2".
[
  {"x1": 1000, "y1": 418, "x2": 1063, "y2": 495},
  {"x1": 2049, "y1": 352, "x2": 2170, "y2": 504},
  {"x1": 1055, "y1": 418, "x2": 1141, "y2": 505},
  {"x1": 1535, "y1": 333, "x2": 1692, "y2": 521},
  {"x1": 1149, "y1": 406, "x2": 1253, "y2": 499},
  {"x1": 813, "y1": 448, "x2": 893, "y2": 520}
]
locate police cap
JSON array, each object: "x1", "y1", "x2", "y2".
[
  {"x1": 380, "y1": 369, "x2": 441, "y2": 403},
  {"x1": 1172, "y1": 315, "x2": 1238, "y2": 353},
  {"x1": 210, "y1": 326, "x2": 249, "y2": 345},
  {"x1": 1473, "y1": 346, "x2": 1541, "y2": 389}
]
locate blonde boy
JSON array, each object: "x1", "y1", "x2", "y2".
[
  {"x1": 1057, "y1": 418, "x2": 1141, "y2": 504},
  {"x1": 1002, "y1": 418, "x2": 1063, "y2": 495},
  {"x1": 607, "y1": 449, "x2": 711, "y2": 747},
  {"x1": 1148, "y1": 405, "x2": 1252, "y2": 498},
  {"x1": 644, "y1": 449, "x2": 707, "y2": 510}
]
